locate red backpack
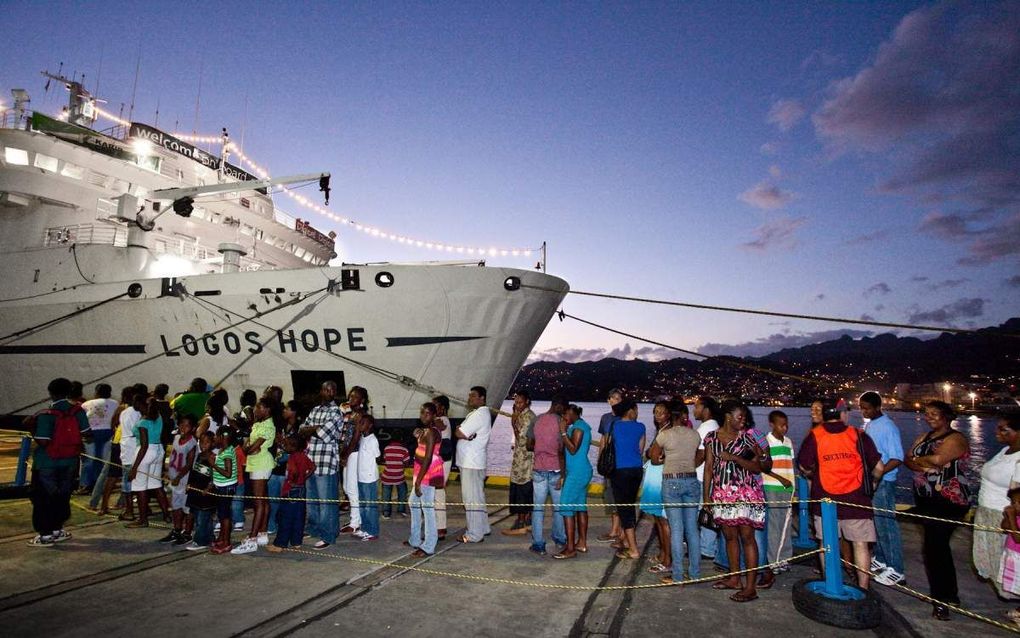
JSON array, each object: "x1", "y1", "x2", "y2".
[{"x1": 40, "y1": 404, "x2": 85, "y2": 459}]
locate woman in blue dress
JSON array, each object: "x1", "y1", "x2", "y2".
[
  {"x1": 555, "y1": 404, "x2": 592, "y2": 559},
  {"x1": 640, "y1": 400, "x2": 671, "y2": 573}
]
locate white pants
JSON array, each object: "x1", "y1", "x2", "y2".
[
  {"x1": 460, "y1": 468, "x2": 490, "y2": 542},
  {"x1": 344, "y1": 452, "x2": 361, "y2": 529},
  {"x1": 131, "y1": 446, "x2": 163, "y2": 492},
  {"x1": 435, "y1": 459, "x2": 452, "y2": 530}
]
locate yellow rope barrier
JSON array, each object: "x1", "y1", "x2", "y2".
[{"x1": 840, "y1": 557, "x2": 1020, "y2": 634}]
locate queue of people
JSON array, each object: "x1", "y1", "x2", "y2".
[{"x1": 23, "y1": 376, "x2": 1019, "y2": 621}]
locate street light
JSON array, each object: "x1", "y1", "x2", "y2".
[
  {"x1": 969, "y1": 392, "x2": 977, "y2": 410},
  {"x1": 943, "y1": 382, "x2": 951, "y2": 402}
]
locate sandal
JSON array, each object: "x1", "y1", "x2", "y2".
[
  {"x1": 648, "y1": 562, "x2": 671, "y2": 574},
  {"x1": 712, "y1": 579, "x2": 740, "y2": 590},
  {"x1": 730, "y1": 591, "x2": 758, "y2": 603},
  {"x1": 553, "y1": 551, "x2": 577, "y2": 560},
  {"x1": 615, "y1": 551, "x2": 638, "y2": 559},
  {"x1": 758, "y1": 575, "x2": 775, "y2": 590},
  {"x1": 661, "y1": 575, "x2": 684, "y2": 586},
  {"x1": 458, "y1": 535, "x2": 482, "y2": 544}
]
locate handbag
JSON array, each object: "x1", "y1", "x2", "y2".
[
  {"x1": 596, "y1": 420, "x2": 616, "y2": 477},
  {"x1": 698, "y1": 507, "x2": 717, "y2": 531}
]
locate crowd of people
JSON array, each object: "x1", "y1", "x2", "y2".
[{"x1": 22, "y1": 377, "x2": 1020, "y2": 621}]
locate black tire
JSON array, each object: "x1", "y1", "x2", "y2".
[{"x1": 792, "y1": 578, "x2": 882, "y2": 630}]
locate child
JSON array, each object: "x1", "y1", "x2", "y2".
[
  {"x1": 210, "y1": 426, "x2": 239, "y2": 554},
  {"x1": 355, "y1": 414, "x2": 381, "y2": 541},
  {"x1": 160, "y1": 415, "x2": 198, "y2": 544},
  {"x1": 1000, "y1": 487, "x2": 1020, "y2": 625},
  {"x1": 184, "y1": 431, "x2": 217, "y2": 550},
  {"x1": 268, "y1": 435, "x2": 315, "y2": 552},
  {"x1": 380, "y1": 433, "x2": 410, "y2": 519},
  {"x1": 233, "y1": 398, "x2": 276, "y2": 554},
  {"x1": 762, "y1": 410, "x2": 795, "y2": 587}
]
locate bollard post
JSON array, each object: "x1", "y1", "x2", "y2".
[
  {"x1": 15, "y1": 435, "x2": 32, "y2": 486},
  {"x1": 820, "y1": 499, "x2": 844, "y2": 597},
  {"x1": 793, "y1": 475, "x2": 816, "y2": 549}
]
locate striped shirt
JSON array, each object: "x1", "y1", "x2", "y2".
[
  {"x1": 763, "y1": 432, "x2": 795, "y2": 492},
  {"x1": 381, "y1": 441, "x2": 410, "y2": 485}
]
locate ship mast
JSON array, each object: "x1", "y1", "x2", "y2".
[{"x1": 40, "y1": 70, "x2": 99, "y2": 128}]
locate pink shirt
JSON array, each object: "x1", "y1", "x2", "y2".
[{"x1": 531, "y1": 413, "x2": 562, "y2": 472}]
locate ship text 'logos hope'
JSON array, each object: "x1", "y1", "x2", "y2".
[{"x1": 160, "y1": 328, "x2": 366, "y2": 357}]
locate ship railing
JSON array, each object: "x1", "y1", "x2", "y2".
[
  {"x1": 42, "y1": 223, "x2": 126, "y2": 248},
  {"x1": 0, "y1": 111, "x2": 30, "y2": 130}
]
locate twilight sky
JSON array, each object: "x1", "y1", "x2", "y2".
[{"x1": 2, "y1": 1, "x2": 1017, "y2": 361}]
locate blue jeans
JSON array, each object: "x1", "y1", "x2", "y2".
[
  {"x1": 382, "y1": 482, "x2": 408, "y2": 516},
  {"x1": 231, "y1": 481, "x2": 246, "y2": 527},
  {"x1": 409, "y1": 484, "x2": 437, "y2": 554},
  {"x1": 698, "y1": 480, "x2": 718, "y2": 558},
  {"x1": 306, "y1": 473, "x2": 339, "y2": 544},
  {"x1": 872, "y1": 480, "x2": 904, "y2": 573},
  {"x1": 358, "y1": 480, "x2": 380, "y2": 537},
  {"x1": 664, "y1": 477, "x2": 701, "y2": 581},
  {"x1": 83, "y1": 429, "x2": 112, "y2": 488},
  {"x1": 193, "y1": 508, "x2": 215, "y2": 546},
  {"x1": 532, "y1": 470, "x2": 566, "y2": 550},
  {"x1": 274, "y1": 487, "x2": 306, "y2": 548},
  {"x1": 267, "y1": 474, "x2": 284, "y2": 534}
]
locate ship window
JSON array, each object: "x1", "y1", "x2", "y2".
[
  {"x1": 240, "y1": 197, "x2": 251, "y2": 209},
  {"x1": 294, "y1": 247, "x2": 307, "y2": 259},
  {"x1": 61, "y1": 162, "x2": 84, "y2": 179},
  {"x1": 240, "y1": 224, "x2": 254, "y2": 237},
  {"x1": 191, "y1": 207, "x2": 206, "y2": 220},
  {"x1": 87, "y1": 171, "x2": 109, "y2": 187},
  {"x1": 154, "y1": 239, "x2": 167, "y2": 253},
  {"x1": 34, "y1": 152, "x2": 58, "y2": 172},
  {"x1": 4, "y1": 147, "x2": 29, "y2": 165}
]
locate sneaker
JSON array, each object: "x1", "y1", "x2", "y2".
[
  {"x1": 380, "y1": 514, "x2": 391, "y2": 520},
  {"x1": 353, "y1": 530, "x2": 370, "y2": 539},
  {"x1": 256, "y1": 533, "x2": 269, "y2": 546},
  {"x1": 875, "y1": 567, "x2": 906, "y2": 587},
  {"x1": 313, "y1": 540, "x2": 331, "y2": 550},
  {"x1": 340, "y1": 525, "x2": 357, "y2": 534},
  {"x1": 28, "y1": 535, "x2": 55, "y2": 547},
  {"x1": 230, "y1": 539, "x2": 258, "y2": 555},
  {"x1": 232, "y1": 522, "x2": 244, "y2": 531},
  {"x1": 361, "y1": 534, "x2": 378, "y2": 541},
  {"x1": 50, "y1": 530, "x2": 72, "y2": 543},
  {"x1": 184, "y1": 541, "x2": 208, "y2": 551},
  {"x1": 399, "y1": 512, "x2": 409, "y2": 518},
  {"x1": 870, "y1": 558, "x2": 887, "y2": 573},
  {"x1": 158, "y1": 530, "x2": 180, "y2": 543},
  {"x1": 529, "y1": 544, "x2": 547, "y2": 556},
  {"x1": 173, "y1": 532, "x2": 193, "y2": 546},
  {"x1": 214, "y1": 523, "x2": 221, "y2": 533}
]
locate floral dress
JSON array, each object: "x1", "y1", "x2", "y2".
[
  {"x1": 705, "y1": 430, "x2": 766, "y2": 529},
  {"x1": 911, "y1": 431, "x2": 971, "y2": 507}
]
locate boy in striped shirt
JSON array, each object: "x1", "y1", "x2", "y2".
[
  {"x1": 763, "y1": 410, "x2": 795, "y2": 582},
  {"x1": 380, "y1": 434, "x2": 410, "y2": 519}
]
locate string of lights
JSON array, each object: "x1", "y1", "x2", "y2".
[{"x1": 90, "y1": 106, "x2": 535, "y2": 258}]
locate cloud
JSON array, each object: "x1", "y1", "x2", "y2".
[
  {"x1": 874, "y1": 304, "x2": 885, "y2": 311},
  {"x1": 741, "y1": 215, "x2": 807, "y2": 251},
  {"x1": 926, "y1": 278, "x2": 969, "y2": 291},
  {"x1": 767, "y1": 99, "x2": 806, "y2": 132},
  {"x1": 812, "y1": 2, "x2": 1020, "y2": 264},
  {"x1": 920, "y1": 211, "x2": 1020, "y2": 265},
  {"x1": 698, "y1": 329, "x2": 873, "y2": 358},
  {"x1": 864, "y1": 282, "x2": 892, "y2": 297},
  {"x1": 860, "y1": 314, "x2": 876, "y2": 321},
  {"x1": 848, "y1": 230, "x2": 886, "y2": 244},
  {"x1": 739, "y1": 182, "x2": 797, "y2": 209},
  {"x1": 1007, "y1": 275, "x2": 1020, "y2": 288},
  {"x1": 906, "y1": 297, "x2": 986, "y2": 325},
  {"x1": 910, "y1": 275, "x2": 929, "y2": 282},
  {"x1": 801, "y1": 49, "x2": 841, "y2": 70},
  {"x1": 526, "y1": 343, "x2": 680, "y2": 364},
  {"x1": 760, "y1": 142, "x2": 780, "y2": 155},
  {"x1": 769, "y1": 164, "x2": 783, "y2": 179},
  {"x1": 815, "y1": 293, "x2": 826, "y2": 301}
]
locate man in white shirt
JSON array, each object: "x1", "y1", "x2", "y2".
[
  {"x1": 694, "y1": 396, "x2": 720, "y2": 560},
  {"x1": 79, "y1": 383, "x2": 119, "y2": 493},
  {"x1": 456, "y1": 386, "x2": 492, "y2": 543}
]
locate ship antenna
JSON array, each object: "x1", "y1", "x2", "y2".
[
  {"x1": 95, "y1": 43, "x2": 104, "y2": 99},
  {"x1": 154, "y1": 96, "x2": 160, "y2": 127},
  {"x1": 192, "y1": 60, "x2": 204, "y2": 134},
  {"x1": 128, "y1": 40, "x2": 141, "y2": 122}
]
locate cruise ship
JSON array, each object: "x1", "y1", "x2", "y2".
[{"x1": 0, "y1": 75, "x2": 568, "y2": 426}]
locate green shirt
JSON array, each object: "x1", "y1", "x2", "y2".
[
  {"x1": 171, "y1": 392, "x2": 209, "y2": 421},
  {"x1": 32, "y1": 400, "x2": 91, "y2": 470},
  {"x1": 245, "y1": 419, "x2": 277, "y2": 473},
  {"x1": 213, "y1": 446, "x2": 238, "y2": 486}
]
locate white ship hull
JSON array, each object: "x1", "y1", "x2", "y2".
[{"x1": 0, "y1": 256, "x2": 568, "y2": 424}]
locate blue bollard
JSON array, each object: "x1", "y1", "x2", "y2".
[
  {"x1": 805, "y1": 498, "x2": 865, "y2": 601},
  {"x1": 15, "y1": 435, "x2": 31, "y2": 486},
  {"x1": 793, "y1": 475, "x2": 816, "y2": 550}
]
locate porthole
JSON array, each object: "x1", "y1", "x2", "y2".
[
  {"x1": 503, "y1": 276, "x2": 521, "y2": 291},
  {"x1": 375, "y1": 272, "x2": 394, "y2": 288}
]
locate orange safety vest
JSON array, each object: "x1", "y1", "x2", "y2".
[{"x1": 813, "y1": 424, "x2": 863, "y2": 495}]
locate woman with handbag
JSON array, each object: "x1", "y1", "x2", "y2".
[
  {"x1": 605, "y1": 399, "x2": 646, "y2": 559},
  {"x1": 904, "y1": 400, "x2": 971, "y2": 621},
  {"x1": 702, "y1": 399, "x2": 766, "y2": 602}
]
